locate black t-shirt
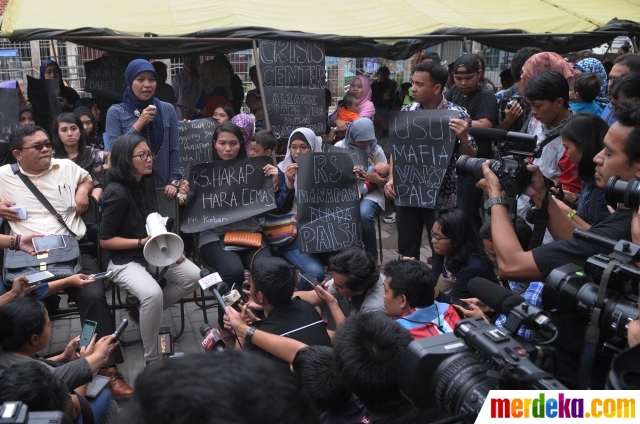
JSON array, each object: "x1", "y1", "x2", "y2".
[
  {"x1": 445, "y1": 83, "x2": 498, "y2": 158},
  {"x1": 532, "y1": 208, "x2": 632, "y2": 278},
  {"x1": 245, "y1": 297, "x2": 332, "y2": 364},
  {"x1": 99, "y1": 177, "x2": 158, "y2": 269}
]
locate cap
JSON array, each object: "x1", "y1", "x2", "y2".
[{"x1": 453, "y1": 55, "x2": 480, "y2": 74}]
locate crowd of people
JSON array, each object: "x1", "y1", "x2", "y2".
[{"x1": 0, "y1": 46, "x2": 639, "y2": 424}]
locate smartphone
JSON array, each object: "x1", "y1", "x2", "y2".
[
  {"x1": 85, "y1": 375, "x2": 110, "y2": 398},
  {"x1": 26, "y1": 270, "x2": 55, "y2": 285},
  {"x1": 299, "y1": 271, "x2": 321, "y2": 287},
  {"x1": 113, "y1": 319, "x2": 128, "y2": 342},
  {"x1": 90, "y1": 271, "x2": 113, "y2": 280},
  {"x1": 450, "y1": 297, "x2": 472, "y2": 311},
  {"x1": 77, "y1": 320, "x2": 97, "y2": 351},
  {"x1": 32, "y1": 235, "x2": 66, "y2": 251}
]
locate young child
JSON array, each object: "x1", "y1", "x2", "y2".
[
  {"x1": 363, "y1": 162, "x2": 390, "y2": 194},
  {"x1": 328, "y1": 93, "x2": 360, "y2": 143},
  {"x1": 249, "y1": 129, "x2": 277, "y2": 158},
  {"x1": 569, "y1": 72, "x2": 603, "y2": 115}
]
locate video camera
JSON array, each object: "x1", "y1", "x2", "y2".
[
  {"x1": 543, "y1": 230, "x2": 639, "y2": 344},
  {"x1": 399, "y1": 309, "x2": 565, "y2": 420},
  {"x1": 0, "y1": 402, "x2": 71, "y2": 424},
  {"x1": 456, "y1": 128, "x2": 538, "y2": 197}
]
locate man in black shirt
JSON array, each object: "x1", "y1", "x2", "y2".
[
  {"x1": 445, "y1": 54, "x2": 498, "y2": 229},
  {"x1": 239, "y1": 257, "x2": 331, "y2": 365}
]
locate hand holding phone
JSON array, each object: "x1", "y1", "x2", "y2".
[
  {"x1": 113, "y1": 318, "x2": 128, "y2": 342},
  {"x1": 89, "y1": 271, "x2": 113, "y2": 280},
  {"x1": 26, "y1": 270, "x2": 55, "y2": 285},
  {"x1": 299, "y1": 272, "x2": 320, "y2": 287},
  {"x1": 77, "y1": 320, "x2": 98, "y2": 352},
  {"x1": 32, "y1": 235, "x2": 66, "y2": 252},
  {"x1": 450, "y1": 297, "x2": 472, "y2": 311}
]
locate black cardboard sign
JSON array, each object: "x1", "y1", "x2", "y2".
[
  {"x1": 27, "y1": 75, "x2": 61, "y2": 131},
  {"x1": 259, "y1": 40, "x2": 326, "y2": 138},
  {"x1": 180, "y1": 157, "x2": 276, "y2": 233},
  {"x1": 83, "y1": 56, "x2": 128, "y2": 101},
  {"x1": 178, "y1": 118, "x2": 217, "y2": 178},
  {"x1": 389, "y1": 110, "x2": 458, "y2": 209},
  {"x1": 322, "y1": 143, "x2": 368, "y2": 169},
  {"x1": 296, "y1": 152, "x2": 362, "y2": 254},
  {"x1": 0, "y1": 89, "x2": 19, "y2": 144}
]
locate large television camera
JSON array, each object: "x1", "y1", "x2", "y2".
[
  {"x1": 398, "y1": 307, "x2": 566, "y2": 420},
  {"x1": 456, "y1": 128, "x2": 539, "y2": 197}
]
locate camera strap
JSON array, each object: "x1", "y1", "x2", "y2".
[
  {"x1": 527, "y1": 191, "x2": 550, "y2": 250},
  {"x1": 577, "y1": 260, "x2": 615, "y2": 389}
]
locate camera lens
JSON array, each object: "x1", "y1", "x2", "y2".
[
  {"x1": 605, "y1": 176, "x2": 640, "y2": 209},
  {"x1": 456, "y1": 156, "x2": 498, "y2": 180}
]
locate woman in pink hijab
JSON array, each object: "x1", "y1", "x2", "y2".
[
  {"x1": 521, "y1": 52, "x2": 575, "y2": 91},
  {"x1": 330, "y1": 75, "x2": 376, "y2": 132}
]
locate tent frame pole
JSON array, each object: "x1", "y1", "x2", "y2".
[{"x1": 252, "y1": 39, "x2": 271, "y2": 132}]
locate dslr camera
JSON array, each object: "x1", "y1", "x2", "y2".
[
  {"x1": 0, "y1": 402, "x2": 71, "y2": 424},
  {"x1": 606, "y1": 176, "x2": 640, "y2": 209},
  {"x1": 456, "y1": 129, "x2": 539, "y2": 197}
]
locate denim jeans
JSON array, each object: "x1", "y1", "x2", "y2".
[
  {"x1": 282, "y1": 247, "x2": 326, "y2": 291},
  {"x1": 80, "y1": 387, "x2": 112, "y2": 424},
  {"x1": 360, "y1": 199, "x2": 382, "y2": 261}
]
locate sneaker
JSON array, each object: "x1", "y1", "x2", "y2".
[{"x1": 383, "y1": 212, "x2": 396, "y2": 224}]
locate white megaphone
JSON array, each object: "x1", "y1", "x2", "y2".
[{"x1": 143, "y1": 213, "x2": 184, "y2": 268}]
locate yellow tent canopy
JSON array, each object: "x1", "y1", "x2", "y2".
[{"x1": 2, "y1": 0, "x2": 639, "y2": 58}]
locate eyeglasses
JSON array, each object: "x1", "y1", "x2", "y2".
[
  {"x1": 133, "y1": 151, "x2": 154, "y2": 161},
  {"x1": 20, "y1": 141, "x2": 52, "y2": 151},
  {"x1": 290, "y1": 145, "x2": 310, "y2": 152},
  {"x1": 430, "y1": 231, "x2": 449, "y2": 243}
]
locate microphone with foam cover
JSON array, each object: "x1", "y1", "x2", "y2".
[
  {"x1": 469, "y1": 127, "x2": 509, "y2": 141},
  {"x1": 467, "y1": 277, "x2": 516, "y2": 314}
]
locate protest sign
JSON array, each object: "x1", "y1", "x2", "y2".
[
  {"x1": 84, "y1": 56, "x2": 128, "y2": 101},
  {"x1": 27, "y1": 75, "x2": 61, "y2": 131},
  {"x1": 0, "y1": 89, "x2": 19, "y2": 144},
  {"x1": 180, "y1": 157, "x2": 276, "y2": 233},
  {"x1": 178, "y1": 118, "x2": 217, "y2": 178},
  {"x1": 389, "y1": 110, "x2": 458, "y2": 209},
  {"x1": 259, "y1": 40, "x2": 326, "y2": 138},
  {"x1": 322, "y1": 144, "x2": 368, "y2": 169},
  {"x1": 296, "y1": 152, "x2": 361, "y2": 254}
]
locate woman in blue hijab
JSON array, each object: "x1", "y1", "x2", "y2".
[{"x1": 105, "y1": 59, "x2": 181, "y2": 198}]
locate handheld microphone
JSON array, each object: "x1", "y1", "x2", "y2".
[
  {"x1": 199, "y1": 324, "x2": 226, "y2": 352},
  {"x1": 467, "y1": 277, "x2": 514, "y2": 314},
  {"x1": 198, "y1": 268, "x2": 222, "y2": 290},
  {"x1": 157, "y1": 325, "x2": 174, "y2": 358}
]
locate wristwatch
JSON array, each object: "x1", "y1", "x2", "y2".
[
  {"x1": 484, "y1": 197, "x2": 508, "y2": 215},
  {"x1": 245, "y1": 326, "x2": 256, "y2": 343},
  {"x1": 171, "y1": 180, "x2": 181, "y2": 188}
]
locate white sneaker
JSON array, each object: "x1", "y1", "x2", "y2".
[{"x1": 383, "y1": 212, "x2": 396, "y2": 224}]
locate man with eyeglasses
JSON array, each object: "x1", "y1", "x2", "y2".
[{"x1": 0, "y1": 124, "x2": 134, "y2": 398}]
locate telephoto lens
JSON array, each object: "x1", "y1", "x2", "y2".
[
  {"x1": 605, "y1": 176, "x2": 640, "y2": 209},
  {"x1": 456, "y1": 155, "x2": 500, "y2": 180}
]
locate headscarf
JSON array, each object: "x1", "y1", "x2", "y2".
[
  {"x1": 343, "y1": 118, "x2": 378, "y2": 154},
  {"x1": 522, "y1": 52, "x2": 575, "y2": 91},
  {"x1": 230, "y1": 114, "x2": 255, "y2": 156},
  {"x1": 198, "y1": 60, "x2": 232, "y2": 100},
  {"x1": 574, "y1": 58, "x2": 609, "y2": 109},
  {"x1": 39, "y1": 60, "x2": 61, "y2": 80},
  {"x1": 0, "y1": 81, "x2": 18, "y2": 89},
  {"x1": 73, "y1": 105, "x2": 102, "y2": 149},
  {"x1": 119, "y1": 59, "x2": 164, "y2": 154},
  {"x1": 351, "y1": 75, "x2": 376, "y2": 118}
]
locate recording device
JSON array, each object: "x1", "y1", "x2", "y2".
[
  {"x1": 198, "y1": 268, "x2": 222, "y2": 290},
  {"x1": 113, "y1": 318, "x2": 128, "y2": 342},
  {"x1": 85, "y1": 375, "x2": 110, "y2": 398},
  {"x1": 32, "y1": 235, "x2": 66, "y2": 252},
  {"x1": 0, "y1": 402, "x2": 71, "y2": 424},
  {"x1": 213, "y1": 282, "x2": 243, "y2": 312},
  {"x1": 89, "y1": 271, "x2": 112, "y2": 280},
  {"x1": 456, "y1": 128, "x2": 538, "y2": 197},
  {"x1": 25, "y1": 271, "x2": 55, "y2": 285},
  {"x1": 143, "y1": 213, "x2": 184, "y2": 268},
  {"x1": 506, "y1": 94, "x2": 525, "y2": 110},
  {"x1": 299, "y1": 271, "x2": 321, "y2": 287},
  {"x1": 157, "y1": 325, "x2": 184, "y2": 358},
  {"x1": 77, "y1": 319, "x2": 97, "y2": 351},
  {"x1": 398, "y1": 317, "x2": 566, "y2": 418},
  {"x1": 605, "y1": 175, "x2": 640, "y2": 209},
  {"x1": 199, "y1": 324, "x2": 226, "y2": 352}
]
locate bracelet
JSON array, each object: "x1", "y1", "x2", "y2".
[
  {"x1": 567, "y1": 209, "x2": 578, "y2": 219},
  {"x1": 244, "y1": 326, "x2": 256, "y2": 343},
  {"x1": 459, "y1": 139, "x2": 472, "y2": 148},
  {"x1": 138, "y1": 238, "x2": 142, "y2": 248},
  {"x1": 14, "y1": 235, "x2": 21, "y2": 251}
]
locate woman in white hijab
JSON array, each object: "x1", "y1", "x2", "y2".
[{"x1": 276, "y1": 128, "x2": 326, "y2": 290}]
